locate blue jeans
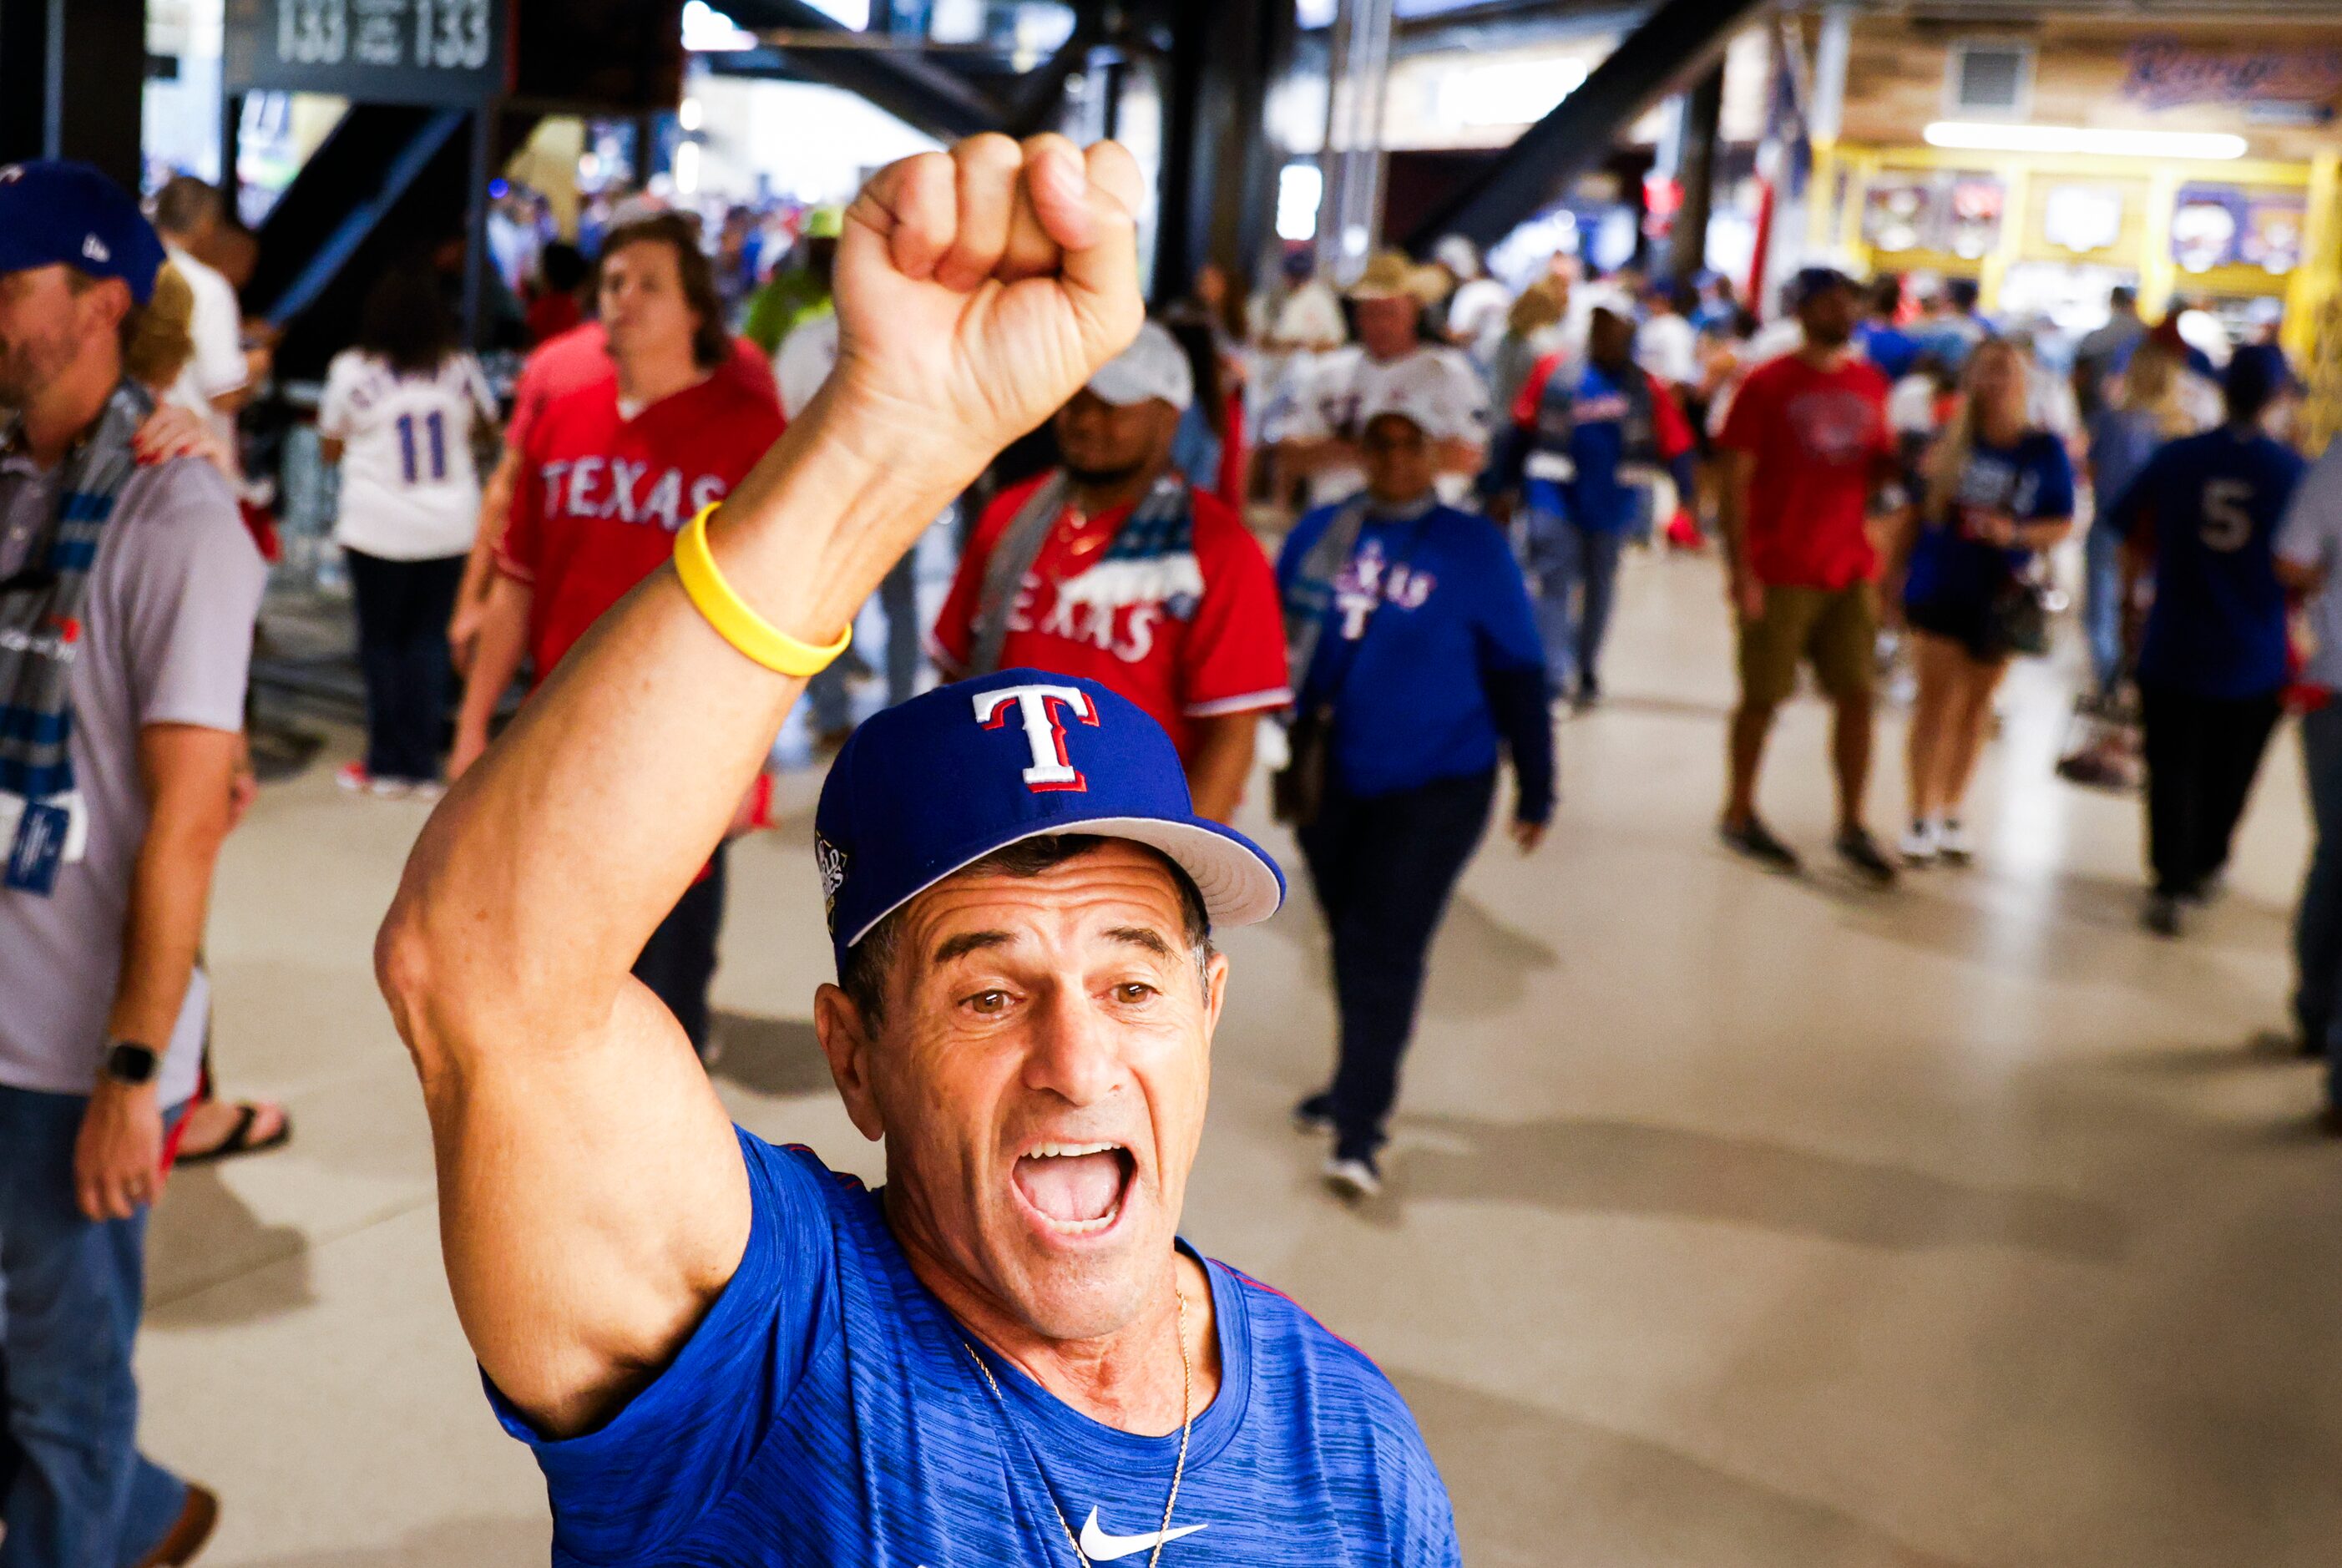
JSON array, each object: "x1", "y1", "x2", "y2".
[
  {"x1": 876, "y1": 551, "x2": 920, "y2": 708},
  {"x1": 1523, "y1": 500, "x2": 1625, "y2": 692},
  {"x1": 346, "y1": 549, "x2": 463, "y2": 784},
  {"x1": 2295, "y1": 704, "x2": 2342, "y2": 1110},
  {"x1": 0, "y1": 1087, "x2": 186, "y2": 1566},
  {"x1": 2081, "y1": 524, "x2": 2124, "y2": 697},
  {"x1": 1297, "y1": 770, "x2": 1496, "y2": 1160}
]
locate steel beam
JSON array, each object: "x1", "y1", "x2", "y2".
[
  {"x1": 1666, "y1": 61, "x2": 1725, "y2": 286},
  {"x1": 1152, "y1": 0, "x2": 1296, "y2": 303},
  {"x1": 1403, "y1": 0, "x2": 1770, "y2": 253},
  {"x1": 721, "y1": 0, "x2": 1004, "y2": 141}
]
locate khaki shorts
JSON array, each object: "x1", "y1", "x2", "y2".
[{"x1": 1738, "y1": 583, "x2": 1875, "y2": 709}]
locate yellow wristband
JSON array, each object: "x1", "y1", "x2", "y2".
[{"x1": 673, "y1": 503, "x2": 852, "y2": 678}]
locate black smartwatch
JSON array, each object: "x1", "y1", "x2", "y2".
[{"x1": 103, "y1": 1041, "x2": 159, "y2": 1087}]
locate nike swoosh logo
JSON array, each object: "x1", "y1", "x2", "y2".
[{"x1": 1078, "y1": 1508, "x2": 1210, "y2": 1560}]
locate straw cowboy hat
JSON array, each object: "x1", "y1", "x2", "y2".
[{"x1": 1346, "y1": 249, "x2": 1445, "y2": 306}]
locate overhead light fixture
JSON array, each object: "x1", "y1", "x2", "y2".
[
  {"x1": 680, "y1": 1, "x2": 756, "y2": 53},
  {"x1": 1923, "y1": 121, "x2": 2248, "y2": 160}
]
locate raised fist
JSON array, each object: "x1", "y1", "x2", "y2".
[{"x1": 829, "y1": 134, "x2": 1146, "y2": 478}]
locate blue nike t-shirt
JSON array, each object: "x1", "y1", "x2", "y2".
[
  {"x1": 1902, "y1": 431, "x2": 2074, "y2": 615},
  {"x1": 489, "y1": 1131, "x2": 1463, "y2": 1565},
  {"x1": 1548, "y1": 362, "x2": 1646, "y2": 538},
  {"x1": 2111, "y1": 427, "x2": 2307, "y2": 699}
]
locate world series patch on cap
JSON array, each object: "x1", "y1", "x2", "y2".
[
  {"x1": 0, "y1": 161, "x2": 166, "y2": 305},
  {"x1": 812, "y1": 669, "x2": 1285, "y2": 970}
]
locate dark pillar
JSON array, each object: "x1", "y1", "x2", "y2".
[
  {"x1": 220, "y1": 91, "x2": 243, "y2": 206},
  {"x1": 0, "y1": 0, "x2": 48, "y2": 168},
  {"x1": 1669, "y1": 63, "x2": 1725, "y2": 287},
  {"x1": 0, "y1": 0, "x2": 146, "y2": 190},
  {"x1": 463, "y1": 105, "x2": 496, "y2": 348},
  {"x1": 1151, "y1": 0, "x2": 1296, "y2": 307}
]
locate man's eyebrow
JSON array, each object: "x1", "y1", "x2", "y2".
[
  {"x1": 932, "y1": 930, "x2": 1014, "y2": 966},
  {"x1": 1105, "y1": 926, "x2": 1176, "y2": 959}
]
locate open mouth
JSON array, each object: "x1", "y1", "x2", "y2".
[{"x1": 1011, "y1": 1142, "x2": 1137, "y2": 1237}]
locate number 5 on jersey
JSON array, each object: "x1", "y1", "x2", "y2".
[{"x1": 2202, "y1": 478, "x2": 2254, "y2": 552}]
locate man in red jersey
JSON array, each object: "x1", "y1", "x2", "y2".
[
  {"x1": 446, "y1": 277, "x2": 778, "y2": 671},
  {"x1": 930, "y1": 321, "x2": 1288, "y2": 821},
  {"x1": 450, "y1": 213, "x2": 786, "y2": 1055},
  {"x1": 1714, "y1": 266, "x2": 1901, "y2": 884}
]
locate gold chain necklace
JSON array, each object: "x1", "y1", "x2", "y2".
[{"x1": 961, "y1": 1286, "x2": 1193, "y2": 1568}]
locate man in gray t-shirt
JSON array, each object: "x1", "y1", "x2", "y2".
[
  {"x1": 2276, "y1": 436, "x2": 2342, "y2": 1132},
  {"x1": 0, "y1": 159, "x2": 261, "y2": 1566}
]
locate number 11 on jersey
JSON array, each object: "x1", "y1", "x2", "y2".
[{"x1": 396, "y1": 411, "x2": 449, "y2": 486}]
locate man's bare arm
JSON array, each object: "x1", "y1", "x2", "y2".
[
  {"x1": 111, "y1": 725, "x2": 240, "y2": 1044},
  {"x1": 376, "y1": 133, "x2": 1146, "y2": 1437},
  {"x1": 1184, "y1": 712, "x2": 1258, "y2": 823},
  {"x1": 78, "y1": 725, "x2": 240, "y2": 1222},
  {"x1": 1715, "y1": 448, "x2": 1758, "y2": 618},
  {"x1": 447, "y1": 573, "x2": 529, "y2": 781},
  {"x1": 450, "y1": 448, "x2": 521, "y2": 672}
]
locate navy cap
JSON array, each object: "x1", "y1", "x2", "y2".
[
  {"x1": 0, "y1": 161, "x2": 168, "y2": 305},
  {"x1": 813, "y1": 670, "x2": 1285, "y2": 971},
  {"x1": 2224, "y1": 342, "x2": 2294, "y2": 410},
  {"x1": 1784, "y1": 265, "x2": 1856, "y2": 311}
]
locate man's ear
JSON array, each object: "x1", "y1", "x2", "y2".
[
  {"x1": 813, "y1": 982, "x2": 887, "y2": 1142},
  {"x1": 78, "y1": 276, "x2": 131, "y2": 342},
  {"x1": 1201, "y1": 948, "x2": 1230, "y2": 1037}
]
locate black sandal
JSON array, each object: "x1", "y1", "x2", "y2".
[{"x1": 175, "y1": 1102, "x2": 292, "y2": 1166}]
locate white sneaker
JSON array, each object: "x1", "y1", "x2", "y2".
[
  {"x1": 406, "y1": 780, "x2": 447, "y2": 805},
  {"x1": 1937, "y1": 819, "x2": 1973, "y2": 864},
  {"x1": 1323, "y1": 1155, "x2": 1382, "y2": 1200},
  {"x1": 1899, "y1": 820, "x2": 1940, "y2": 865}
]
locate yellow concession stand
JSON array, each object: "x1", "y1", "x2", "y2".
[{"x1": 1810, "y1": 143, "x2": 2339, "y2": 362}]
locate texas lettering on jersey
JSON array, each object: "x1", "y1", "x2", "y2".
[
  {"x1": 999, "y1": 556, "x2": 1201, "y2": 666},
  {"x1": 1332, "y1": 539, "x2": 1436, "y2": 640},
  {"x1": 535, "y1": 455, "x2": 731, "y2": 534}
]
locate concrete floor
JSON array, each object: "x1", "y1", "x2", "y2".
[{"x1": 142, "y1": 549, "x2": 2342, "y2": 1567}]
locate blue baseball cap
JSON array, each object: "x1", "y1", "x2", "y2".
[
  {"x1": 813, "y1": 670, "x2": 1286, "y2": 971},
  {"x1": 1784, "y1": 265, "x2": 1857, "y2": 311},
  {"x1": 0, "y1": 161, "x2": 168, "y2": 305},
  {"x1": 2224, "y1": 341, "x2": 2294, "y2": 412}
]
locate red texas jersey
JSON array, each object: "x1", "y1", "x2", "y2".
[
  {"x1": 932, "y1": 474, "x2": 1292, "y2": 761},
  {"x1": 497, "y1": 374, "x2": 785, "y2": 681}
]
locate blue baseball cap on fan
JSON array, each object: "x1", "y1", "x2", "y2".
[
  {"x1": 1784, "y1": 265, "x2": 1857, "y2": 311},
  {"x1": 0, "y1": 161, "x2": 167, "y2": 304},
  {"x1": 812, "y1": 670, "x2": 1286, "y2": 971}
]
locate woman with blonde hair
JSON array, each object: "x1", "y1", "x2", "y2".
[
  {"x1": 2082, "y1": 338, "x2": 2194, "y2": 700},
  {"x1": 1897, "y1": 336, "x2": 2077, "y2": 863},
  {"x1": 125, "y1": 261, "x2": 197, "y2": 389},
  {"x1": 1485, "y1": 277, "x2": 1564, "y2": 427}
]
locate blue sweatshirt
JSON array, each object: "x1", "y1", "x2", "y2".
[{"x1": 1278, "y1": 498, "x2": 1555, "y2": 819}]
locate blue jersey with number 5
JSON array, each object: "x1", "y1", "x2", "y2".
[{"x1": 2112, "y1": 427, "x2": 2307, "y2": 698}]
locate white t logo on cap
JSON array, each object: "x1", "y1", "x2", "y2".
[{"x1": 974, "y1": 684, "x2": 1097, "y2": 793}]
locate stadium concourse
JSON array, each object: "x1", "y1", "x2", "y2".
[{"x1": 146, "y1": 548, "x2": 2342, "y2": 1568}]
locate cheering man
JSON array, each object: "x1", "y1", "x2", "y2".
[{"x1": 380, "y1": 133, "x2": 1460, "y2": 1564}]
